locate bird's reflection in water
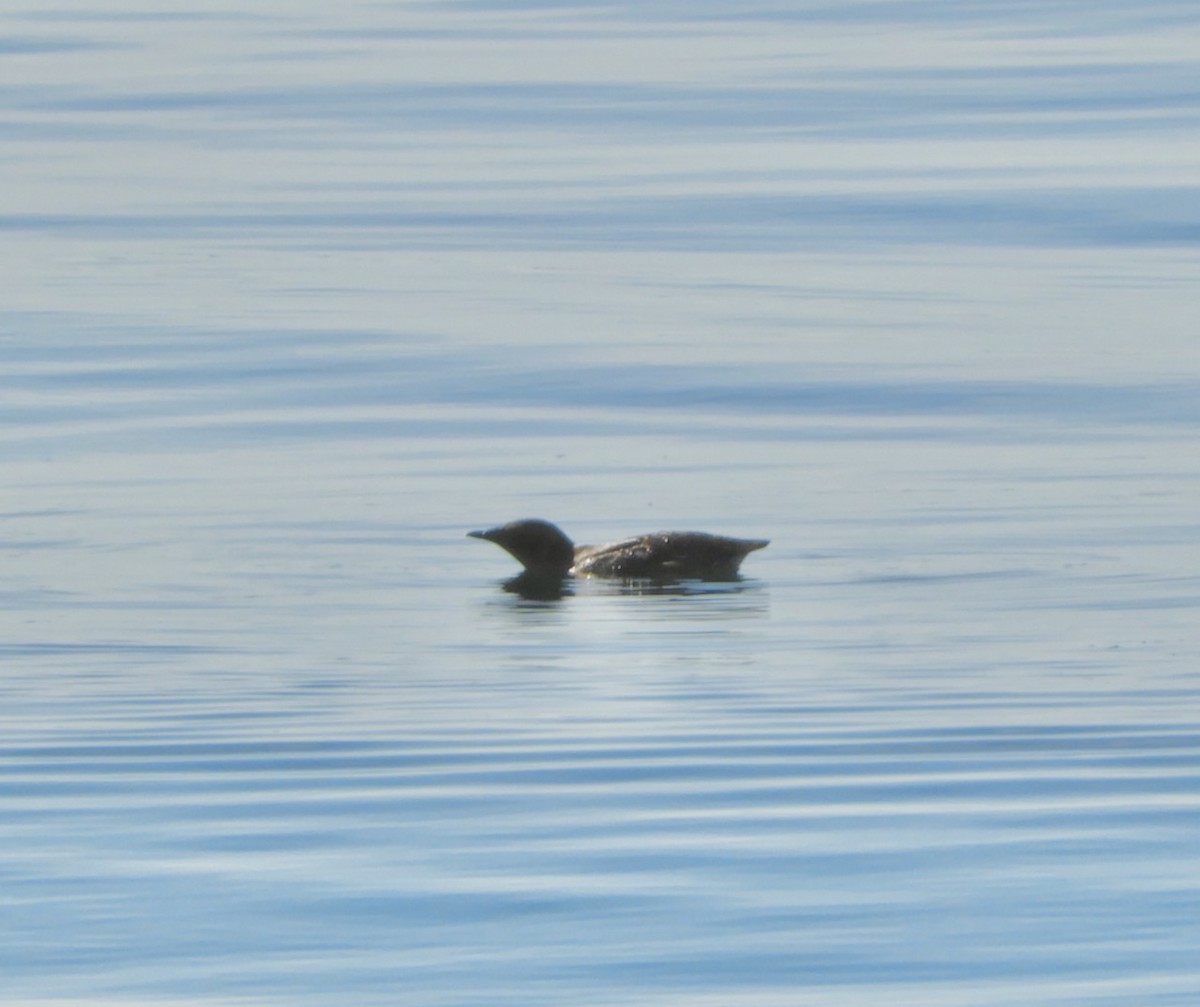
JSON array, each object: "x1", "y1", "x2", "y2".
[
  {"x1": 499, "y1": 571, "x2": 762, "y2": 602},
  {"x1": 501, "y1": 572, "x2": 574, "y2": 602}
]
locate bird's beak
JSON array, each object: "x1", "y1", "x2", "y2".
[{"x1": 467, "y1": 529, "x2": 490, "y2": 541}]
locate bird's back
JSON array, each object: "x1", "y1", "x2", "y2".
[{"x1": 573, "y1": 531, "x2": 768, "y2": 579}]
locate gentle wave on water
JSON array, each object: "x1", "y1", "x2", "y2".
[{"x1": 4, "y1": 694, "x2": 1198, "y2": 1003}]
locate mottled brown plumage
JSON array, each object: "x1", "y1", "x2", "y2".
[{"x1": 468, "y1": 519, "x2": 768, "y2": 580}]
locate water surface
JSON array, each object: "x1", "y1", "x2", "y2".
[{"x1": 2, "y1": 2, "x2": 1199, "y2": 1005}]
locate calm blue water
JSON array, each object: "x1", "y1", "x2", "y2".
[{"x1": 3, "y1": 3, "x2": 1200, "y2": 1005}]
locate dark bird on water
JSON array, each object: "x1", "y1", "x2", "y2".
[{"x1": 467, "y1": 518, "x2": 768, "y2": 581}]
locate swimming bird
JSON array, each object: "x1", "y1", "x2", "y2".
[{"x1": 467, "y1": 519, "x2": 768, "y2": 580}]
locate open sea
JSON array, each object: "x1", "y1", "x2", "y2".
[{"x1": 3, "y1": 3, "x2": 1200, "y2": 1005}]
